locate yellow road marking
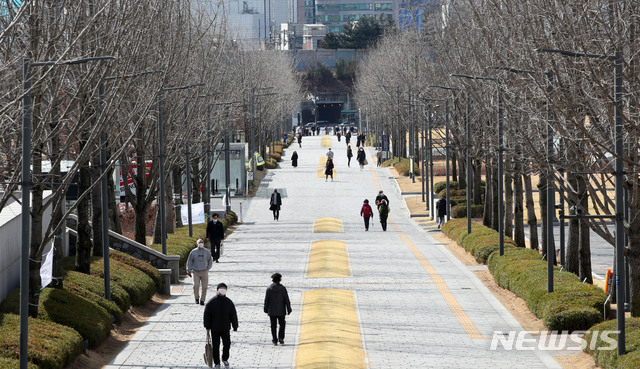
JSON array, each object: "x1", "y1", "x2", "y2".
[
  {"x1": 295, "y1": 289, "x2": 366, "y2": 369},
  {"x1": 316, "y1": 167, "x2": 337, "y2": 178},
  {"x1": 369, "y1": 166, "x2": 486, "y2": 339},
  {"x1": 307, "y1": 240, "x2": 350, "y2": 278},
  {"x1": 321, "y1": 137, "x2": 332, "y2": 147},
  {"x1": 313, "y1": 217, "x2": 343, "y2": 233},
  {"x1": 319, "y1": 156, "x2": 327, "y2": 164}
]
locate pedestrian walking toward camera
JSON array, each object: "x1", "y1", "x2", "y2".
[
  {"x1": 325, "y1": 158, "x2": 334, "y2": 181},
  {"x1": 187, "y1": 239, "x2": 213, "y2": 305},
  {"x1": 378, "y1": 199, "x2": 390, "y2": 231},
  {"x1": 346, "y1": 145, "x2": 353, "y2": 167},
  {"x1": 326, "y1": 147, "x2": 334, "y2": 160},
  {"x1": 264, "y1": 273, "x2": 292, "y2": 346},
  {"x1": 360, "y1": 199, "x2": 374, "y2": 231},
  {"x1": 291, "y1": 151, "x2": 298, "y2": 168},
  {"x1": 206, "y1": 213, "x2": 225, "y2": 263},
  {"x1": 375, "y1": 190, "x2": 389, "y2": 207},
  {"x1": 297, "y1": 133, "x2": 302, "y2": 148},
  {"x1": 345, "y1": 131, "x2": 351, "y2": 146},
  {"x1": 436, "y1": 195, "x2": 447, "y2": 229},
  {"x1": 270, "y1": 189, "x2": 282, "y2": 221},
  {"x1": 204, "y1": 283, "x2": 238, "y2": 368},
  {"x1": 337, "y1": 131, "x2": 341, "y2": 142},
  {"x1": 357, "y1": 146, "x2": 366, "y2": 170},
  {"x1": 376, "y1": 150, "x2": 382, "y2": 167}
]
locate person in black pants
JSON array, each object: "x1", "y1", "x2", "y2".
[
  {"x1": 264, "y1": 273, "x2": 292, "y2": 345},
  {"x1": 204, "y1": 283, "x2": 238, "y2": 368},
  {"x1": 378, "y1": 199, "x2": 389, "y2": 231},
  {"x1": 206, "y1": 213, "x2": 225, "y2": 262},
  {"x1": 270, "y1": 189, "x2": 282, "y2": 220}
]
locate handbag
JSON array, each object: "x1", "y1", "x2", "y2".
[
  {"x1": 204, "y1": 331, "x2": 213, "y2": 368},
  {"x1": 220, "y1": 242, "x2": 224, "y2": 257},
  {"x1": 363, "y1": 159, "x2": 368, "y2": 165}
]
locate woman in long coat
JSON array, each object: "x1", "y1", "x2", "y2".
[
  {"x1": 356, "y1": 146, "x2": 366, "y2": 170},
  {"x1": 291, "y1": 151, "x2": 298, "y2": 168},
  {"x1": 324, "y1": 158, "x2": 334, "y2": 182}
]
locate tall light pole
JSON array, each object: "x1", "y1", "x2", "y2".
[
  {"x1": 20, "y1": 55, "x2": 115, "y2": 369},
  {"x1": 536, "y1": 47, "x2": 625, "y2": 357}
]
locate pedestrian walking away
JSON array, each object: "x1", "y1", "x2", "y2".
[
  {"x1": 345, "y1": 131, "x2": 351, "y2": 146},
  {"x1": 376, "y1": 150, "x2": 382, "y2": 167},
  {"x1": 270, "y1": 189, "x2": 282, "y2": 220},
  {"x1": 291, "y1": 151, "x2": 298, "y2": 168},
  {"x1": 337, "y1": 131, "x2": 341, "y2": 142},
  {"x1": 378, "y1": 199, "x2": 390, "y2": 231},
  {"x1": 436, "y1": 195, "x2": 447, "y2": 229},
  {"x1": 346, "y1": 145, "x2": 353, "y2": 167},
  {"x1": 204, "y1": 283, "x2": 238, "y2": 368},
  {"x1": 326, "y1": 147, "x2": 334, "y2": 160},
  {"x1": 264, "y1": 273, "x2": 292, "y2": 346},
  {"x1": 375, "y1": 190, "x2": 389, "y2": 207},
  {"x1": 325, "y1": 158, "x2": 334, "y2": 181},
  {"x1": 297, "y1": 133, "x2": 302, "y2": 147},
  {"x1": 356, "y1": 146, "x2": 366, "y2": 170},
  {"x1": 187, "y1": 239, "x2": 213, "y2": 305},
  {"x1": 206, "y1": 213, "x2": 225, "y2": 263},
  {"x1": 360, "y1": 199, "x2": 374, "y2": 231}
]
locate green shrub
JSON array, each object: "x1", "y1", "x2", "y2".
[
  {"x1": 438, "y1": 188, "x2": 466, "y2": 198},
  {"x1": 110, "y1": 250, "x2": 162, "y2": 289},
  {"x1": 0, "y1": 313, "x2": 83, "y2": 369},
  {"x1": 434, "y1": 181, "x2": 459, "y2": 193},
  {"x1": 449, "y1": 196, "x2": 467, "y2": 206},
  {"x1": 271, "y1": 152, "x2": 282, "y2": 162},
  {"x1": 0, "y1": 357, "x2": 38, "y2": 369},
  {"x1": 393, "y1": 158, "x2": 420, "y2": 176},
  {"x1": 62, "y1": 273, "x2": 124, "y2": 323},
  {"x1": 264, "y1": 158, "x2": 277, "y2": 169},
  {"x1": 451, "y1": 204, "x2": 483, "y2": 218},
  {"x1": 0, "y1": 288, "x2": 111, "y2": 348},
  {"x1": 584, "y1": 318, "x2": 640, "y2": 369}
]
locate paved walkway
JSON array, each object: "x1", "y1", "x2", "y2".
[{"x1": 107, "y1": 135, "x2": 562, "y2": 369}]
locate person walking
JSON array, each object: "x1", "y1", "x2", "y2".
[
  {"x1": 376, "y1": 150, "x2": 382, "y2": 167},
  {"x1": 263, "y1": 273, "x2": 292, "y2": 346},
  {"x1": 325, "y1": 158, "x2": 334, "y2": 182},
  {"x1": 291, "y1": 151, "x2": 298, "y2": 168},
  {"x1": 375, "y1": 190, "x2": 389, "y2": 207},
  {"x1": 204, "y1": 283, "x2": 238, "y2": 368},
  {"x1": 436, "y1": 195, "x2": 447, "y2": 229},
  {"x1": 356, "y1": 146, "x2": 366, "y2": 170},
  {"x1": 270, "y1": 189, "x2": 282, "y2": 220},
  {"x1": 346, "y1": 145, "x2": 353, "y2": 167},
  {"x1": 345, "y1": 131, "x2": 351, "y2": 146},
  {"x1": 326, "y1": 147, "x2": 334, "y2": 160},
  {"x1": 337, "y1": 131, "x2": 341, "y2": 142},
  {"x1": 187, "y1": 239, "x2": 213, "y2": 305},
  {"x1": 297, "y1": 133, "x2": 302, "y2": 148},
  {"x1": 378, "y1": 199, "x2": 390, "y2": 231},
  {"x1": 206, "y1": 213, "x2": 225, "y2": 263},
  {"x1": 360, "y1": 199, "x2": 374, "y2": 231}
]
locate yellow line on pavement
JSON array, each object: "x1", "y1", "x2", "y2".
[
  {"x1": 319, "y1": 156, "x2": 328, "y2": 164},
  {"x1": 321, "y1": 137, "x2": 332, "y2": 147},
  {"x1": 313, "y1": 217, "x2": 343, "y2": 233},
  {"x1": 316, "y1": 167, "x2": 337, "y2": 178},
  {"x1": 295, "y1": 289, "x2": 366, "y2": 369},
  {"x1": 307, "y1": 240, "x2": 350, "y2": 278}
]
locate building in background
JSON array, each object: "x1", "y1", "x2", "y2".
[
  {"x1": 303, "y1": 24, "x2": 327, "y2": 49},
  {"x1": 222, "y1": 0, "x2": 297, "y2": 48},
  {"x1": 314, "y1": 0, "x2": 398, "y2": 33}
]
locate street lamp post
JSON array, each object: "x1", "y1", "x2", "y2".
[
  {"x1": 536, "y1": 47, "x2": 625, "y2": 357},
  {"x1": 20, "y1": 55, "x2": 115, "y2": 369}
]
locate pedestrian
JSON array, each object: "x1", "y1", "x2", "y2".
[
  {"x1": 375, "y1": 190, "x2": 389, "y2": 207},
  {"x1": 204, "y1": 283, "x2": 238, "y2": 368},
  {"x1": 376, "y1": 150, "x2": 382, "y2": 167},
  {"x1": 325, "y1": 158, "x2": 334, "y2": 182},
  {"x1": 356, "y1": 146, "x2": 366, "y2": 170},
  {"x1": 291, "y1": 151, "x2": 298, "y2": 168},
  {"x1": 297, "y1": 133, "x2": 302, "y2": 148},
  {"x1": 264, "y1": 273, "x2": 292, "y2": 346},
  {"x1": 378, "y1": 199, "x2": 390, "y2": 231},
  {"x1": 187, "y1": 239, "x2": 213, "y2": 305},
  {"x1": 346, "y1": 145, "x2": 353, "y2": 167},
  {"x1": 360, "y1": 199, "x2": 374, "y2": 231},
  {"x1": 270, "y1": 189, "x2": 282, "y2": 221},
  {"x1": 206, "y1": 213, "x2": 225, "y2": 263},
  {"x1": 326, "y1": 147, "x2": 334, "y2": 160},
  {"x1": 345, "y1": 131, "x2": 351, "y2": 146},
  {"x1": 436, "y1": 195, "x2": 447, "y2": 229},
  {"x1": 337, "y1": 131, "x2": 341, "y2": 142}
]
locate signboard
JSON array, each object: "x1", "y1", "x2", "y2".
[
  {"x1": 120, "y1": 160, "x2": 152, "y2": 196},
  {"x1": 181, "y1": 202, "x2": 205, "y2": 225},
  {"x1": 247, "y1": 171, "x2": 254, "y2": 180},
  {"x1": 254, "y1": 152, "x2": 265, "y2": 166}
]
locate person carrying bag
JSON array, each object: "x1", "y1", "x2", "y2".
[{"x1": 204, "y1": 331, "x2": 213, "y2": 367}]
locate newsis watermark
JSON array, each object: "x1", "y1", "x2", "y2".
[{"x1": 489, "y1": 330, "x2": 619, "y2": 351}]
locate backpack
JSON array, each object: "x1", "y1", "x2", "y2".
[{"x1": 361, "y1": 204, "x2": 372, "y2": 217}]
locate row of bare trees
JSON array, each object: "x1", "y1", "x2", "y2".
[
  {"x1": 355, "y1": 1, "x2": 640, "y2": 315},
  {"x1": 0, "y1": 0, "x2": 301, "y2": 317}
]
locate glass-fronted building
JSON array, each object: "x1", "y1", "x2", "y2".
[{"x1": 314, "y1": 0, "x2": 397, "y2": 33}]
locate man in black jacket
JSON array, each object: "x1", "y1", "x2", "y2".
[
  {"x1": 204, "y1": 283, "x2": 238, "y2": 368},
  {"x1": 263, "y1": 273, "x2": 292, "y2": 345},
  {"x1": 206, "y1": 213, "x2": 225, "y2": 262},
  {"x1": 375, "y1": 190, "x2": 389, "y2": 207}
]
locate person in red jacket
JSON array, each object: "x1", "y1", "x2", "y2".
[{"x1": 360, "y1": 199, "x2": 374, "y2": 231}]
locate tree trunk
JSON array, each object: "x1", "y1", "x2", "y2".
[
  {"x1": 566, "y1": 171, "x2": 580, "y2": 275},
  {"x1": 577, "y1": 174, "x2": 592, "y2": 284},
  {"x1": 50, "y1": 97, "x2": 64, "y2": 289},
  {"x1": 192, "y1": 161, "x2": 201, "y2": 204},
  {"x1": 29, "y1": 144, "x2": 44, "y2": 317},
  {"x1": 173, "y1": 166, "x2": 183, "y2": 205},
  {"x1": 166, "y1": 172, "x2": 175, "y2": 234},
  {"x1": 153, "y1": 206, "x2": 162, "y2": 244},
  {"x1": 538, "y1": 175, "x2": 555, "y2": 262},
  {"x1": 458, "y1": 155, "x2": 466, "y2": 190},
  {"x1": 107, "y1": 165, "x2": 122, "y2": 234},
  {"x1": 483, "y1": 157, "x2": 492, "y2": 227},
  {"x1": 473, "y1": 159, "x2": 482, "y2": 205},
  {"x1": 492, "y1": 165, "x2": 499, "y2": 231},
  {"x1": 451, "y1": 151, "x2": 458, "y2": 182},
  {"x1": 76, "y1": 161, "x2": 93, "y2": 274},
  {"x1": 514, "y1": 169, "x2": 525, "y2": 248},
  {"x1": 91, "y1": 151, "x2": 103, "y2": 256},
  {"x1": 524, "y1": 172, "x2": 539, "y2": 251},
  {"x1": 504, "y1": 160, "x2": 514, "y2": 239}
]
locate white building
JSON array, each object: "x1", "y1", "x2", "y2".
[{"x1": 221, "y1": 0, "x2": 298, "y2": 48}]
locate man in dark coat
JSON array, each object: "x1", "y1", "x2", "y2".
[
  {"x1": 263, "y1": 273, "x2": 292, "y2": 345},
  {"x1": 291, "y1": 151, "x2": 298, "y2": 167},
  {"x1": 375, "y1": 190, "x2": 389, "y2": 207},
  {"x1": 204, "y1": 283, "x2": 238, "y2": 368},
  {"x1": 270, "y1": 189, "x2": 282, "y2": 220},
  {"x1": 206, "y1": 213, "x2": 225, "y2": 262},
  {"x1": 378, "y1": 199, "x2": 390, "y2": 231},
  {"x1": 436, "y1": 195, "x2": 447, "y2": 229}
]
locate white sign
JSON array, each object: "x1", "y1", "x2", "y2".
[
  {"x1": 181, "y1": 202, "x2": 206, "y2": 225},
  {"x1": 40, "y1": 244, "x2": 54, "y2": 289}
]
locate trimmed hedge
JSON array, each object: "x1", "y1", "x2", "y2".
[
  {"x1": 271, "y1": 152, "x2": 282, "y2": 162},
  {"x1": 264, "y1": 158, "x2": 277, "y2": 169},
  {"x1": 110, "y1": 250, "x2": 161, "y2": 289},
  {"x1": 0, "y1": 288, "x2": 111, "y2": 348},
  {"x1": 434, "y1": 181, "x2": 459, "y2": 193},
  {"x1": 584, "y1": 318, "x2": 640, "y2": 369},
  {"x1": 0, "y1": 357, "x2": 38, "y2": 369},
  {"x1": 63, "y1": 270, "x2": 130, "y2": 314},
  {"x1": 383, "y1": 157, "x2": 420, "y2": 176},
  {"x1": 62, "y1": 272, "x2": 124, "y2": 323},
  {"x1": 451, "y1": 204, "x2": 484, "y2": 218},
  {"x1": 443, "y1": 218, "x2": 608, "y2": 331},
  {"x1": 0, "y1": 313, "x2": 83, "y2": 369}
]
